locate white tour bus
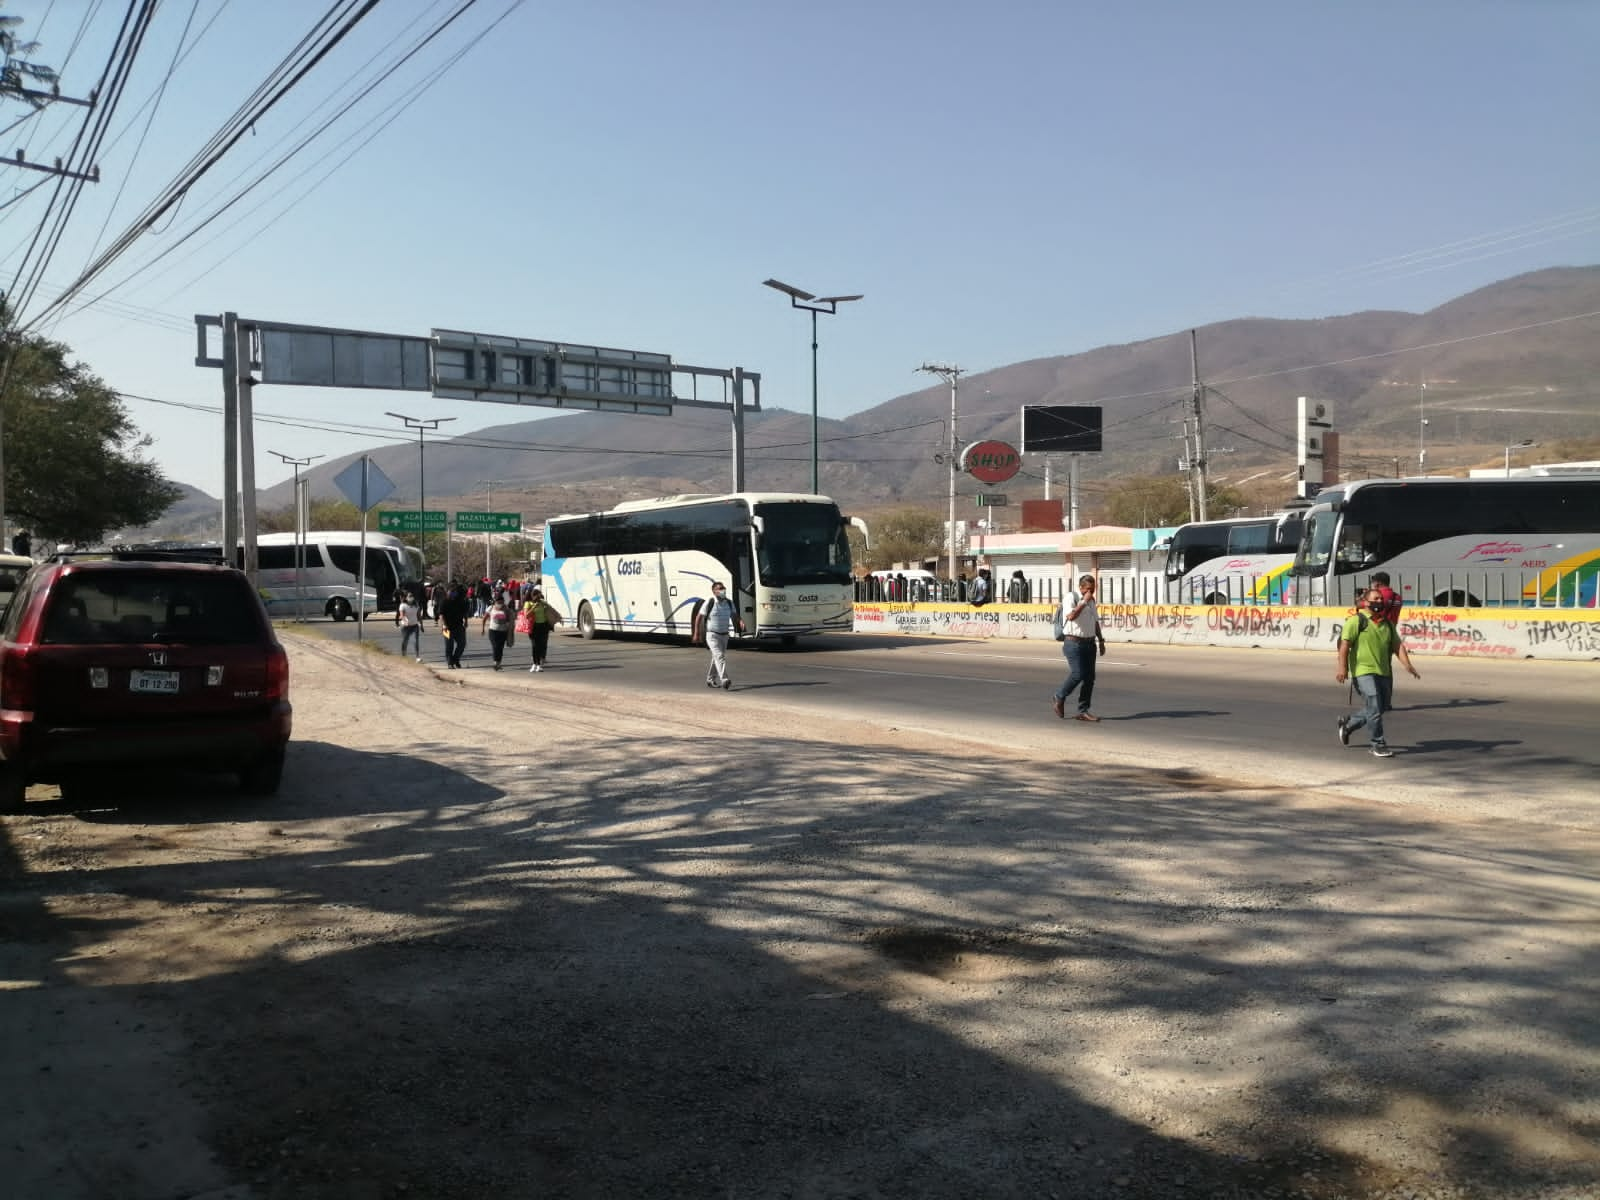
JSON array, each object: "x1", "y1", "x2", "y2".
[
  {"x1": 250, "y1": 531, "x2": 425, "y2": 620},
  {"x1": 1163, "y1": 510, "x2": 1304, "y2": 605},
  {"x1": 1288, "y1": 476, "x2": 1600, "y2": 609},
  {"x1": 541, "y1": 492, "x2": 854, "y2": 643}
]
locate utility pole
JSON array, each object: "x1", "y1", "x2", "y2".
[
  {"x1": 918, "y1": 363, "x2": 963, "y2": 586},
  {"x1": 1189, "y1": 330, "x2": 1210, "y2": 522}
]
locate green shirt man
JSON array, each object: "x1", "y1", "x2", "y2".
[{"x1": 1334, "y1": 587, "x2": 1420, "y2": 757}]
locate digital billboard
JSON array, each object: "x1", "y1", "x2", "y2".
[{"x1": 1020, "y1": 405, "x2": 1103, "y2": 453}]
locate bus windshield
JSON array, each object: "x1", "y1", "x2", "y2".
[
  {"x1": 1294, "y1": 505, "x2": 1341, "y2": 573},
  {"x1": 754, "y1": 501, "x2": 852, "y2": 586}
]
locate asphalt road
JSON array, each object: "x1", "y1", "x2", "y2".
[{"x1": 314, "y1": 614, "x2": 1600, "y2": 828}]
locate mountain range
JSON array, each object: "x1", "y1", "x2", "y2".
[{"x1": 141, "y1": 265, "x2": 1600, "y2": 537}]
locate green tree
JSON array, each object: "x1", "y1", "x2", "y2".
[
  {"x1": 257, "y1": 497, "x2": 364, "y2": 533},
  {"x1": 2, "y1": 318, "x2": 180, "y2": 544},
  {"x1": 2, "y1": 5, "x2": 58, "y2": 104},
  {"x1": 1102, "y1": 475, "x2": 1243, "y2": 528},
  {"x1": 864, "y1": 507, "x2": 946, "y2": 571}
]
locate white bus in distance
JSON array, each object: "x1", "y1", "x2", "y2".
[
  {"x1": 541, "y1": 493, "x2": 854, "y2": 643},
  {"x1": 250, "y1": 531, "x2": 425, "y2": 620},
  {"x1": 1163, "y1": 510, "x2": 1305, "y2": 605},
  {"x1": 1289, "y1": 475, "x2": 1600, "y2": 608}
]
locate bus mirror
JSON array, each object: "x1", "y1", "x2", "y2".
[{"x1": 751, "y1": 515, "x2": 766, "y2": 544}]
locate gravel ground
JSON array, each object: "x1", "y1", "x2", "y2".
[{"x1": 2, "y1": 631, "x2": 1597, "y2": 1200}]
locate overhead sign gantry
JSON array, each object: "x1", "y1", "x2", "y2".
[{"x1": 195, "y1": 314, "x2": 760, "y2": 587}]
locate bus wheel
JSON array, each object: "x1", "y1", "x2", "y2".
[
  {"x1": 1203, "y1": 591, "x2": 1230, "y2": 606},
  {"x1": 1434, "y1": 590, "x2": 1481, "y2": 608},
  {"x1": 328, "y1": 597, "x2": 352, "y2": 622},
  {"x1": 576, "y1": 602, "x2": 596, "y2": 639}
]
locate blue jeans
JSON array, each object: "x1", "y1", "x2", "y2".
[
  {"x1": 1053, "y1": 638, "x2": 1097, "y2": 713},
  {"x1": 399, "y1": 624, "x2": 420, "y2": 658},
  {"x1": 1346, "y1": 673, "x2": 1393, "y2": 745}
]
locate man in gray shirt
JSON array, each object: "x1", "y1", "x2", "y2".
[{"x1": 694, "y1": 580, "x2": 744, "y2": 690}]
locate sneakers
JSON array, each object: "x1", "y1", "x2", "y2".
[
  {"x1": 1337, "y1": 716, "x2": 1351, "y2": 747},
  {"x1": 706, "y1": 680, "x2": 718, "y2": 689},
  {"x1": 529, "y1": 665, "x2": 537, "y2": 673},
  {"x1": 1370, "y1": 743, "x2": 1394, "y2": 758},
  {"x1": 722, "y1": 679, "x2": 732, "y2": 690}
]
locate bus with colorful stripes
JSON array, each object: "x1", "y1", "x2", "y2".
[
  {"x1": 1163, "y1": 511, "x2": 1304, "y2": 605},
  {"x1": 1288, "y1": 475, "x2": 1600, "y2": 608}
]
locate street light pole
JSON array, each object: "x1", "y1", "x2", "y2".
[
  {"x1": 1420, "y1": 377, "x2": 1433, "y2": 473},
  {"x1": 918, "y1": 363, "x2": 963, "y2": 588},
  {"x1": 268, "y1": 450, "x2": 323, "y2": 621},
  {"x1": 762, "y1": 279, "x2": 863, "y2": 494},
  {"x1": 476, "y1": 478, "x2": 509, "y2": 583},
  {"x1": 1504, "y1": 439, "x2": 1536, "y2": 478},
  {"x1": 386, "y1": 411, "x2": 455, "y2": 576}
]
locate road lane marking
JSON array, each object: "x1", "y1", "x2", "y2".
[
  {"x1": 786, "y1": 662, "x2": 1019, "y2": 683},
  {"x1": 928, "y1": 650, "x2": 1148, "y2": 668}
]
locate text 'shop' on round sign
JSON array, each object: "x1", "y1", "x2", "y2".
[{"x1": 960, "y1": 440, "x2": 1021, "y2": 484}]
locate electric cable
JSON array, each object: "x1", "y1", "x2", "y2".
[{"x1": 18, "y1": 0, "x2": 386, "y2": 332}]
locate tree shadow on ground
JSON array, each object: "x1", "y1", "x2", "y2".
[{"x1": 4, "y1": 707, "x2": 1598, "y2": 1199}]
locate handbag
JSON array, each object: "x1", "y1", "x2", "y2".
[{"x1": 514, "y1": 610, "x2": 533, "y2": 635}]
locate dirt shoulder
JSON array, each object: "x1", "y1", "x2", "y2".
[{"x1": 2, "y1": 632, "x2": 1597, "y2": 1199}]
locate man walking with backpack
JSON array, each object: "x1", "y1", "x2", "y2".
[
  {"x1": 693, "y1": 580, "x2": 744, "y2": 690},
  {"x1": 1050, "y1": 575, "x2": 1106, "y2": 723},
  {"x1": 1336, "y1": 586, "x2": 1421, "y2": 758}
]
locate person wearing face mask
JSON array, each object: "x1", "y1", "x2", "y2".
[
  {"x1": 1336, "y1": 586, "x2": 1421, "y2": 758},
  {"x1": 1050, "y1": 574, "x2": 1107, "y2": 722},
  {"x1": 693, "y1": 580, "x2": 745, "y2": 690}
]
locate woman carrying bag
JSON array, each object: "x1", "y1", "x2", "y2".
[{"x1": 521, "y1": 589, "x2": 564, "y2": 673}]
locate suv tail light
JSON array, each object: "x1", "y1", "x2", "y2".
[
  {"x1": 0, "y1": 649, "x2": 37, "y2": 710},
  {"x1": 265, "y1": 644, "x2": 289, "y2": 701}
]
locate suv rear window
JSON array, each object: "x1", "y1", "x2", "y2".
[{"x1": 41, "y1": 573, "x2": 262, "y2": 645}]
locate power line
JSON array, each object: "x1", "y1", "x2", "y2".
[{"x1": 18, "y1": 0, "x2": 387, "y2": 332}]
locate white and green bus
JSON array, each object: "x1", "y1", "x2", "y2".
[
  {"x1": 1163, "y1": 511, "x2": 1305, "y2": 605},
  {"x1": 541, "y1": 493, "x2": 854, "y2": 643},
  {"x1": 1288, "y1": 475, "x2": 1600, "y2": 609}
]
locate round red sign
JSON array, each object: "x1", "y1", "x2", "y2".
[{"x1": 961, "y1": 440, "x2": 1021, "y2": 484}]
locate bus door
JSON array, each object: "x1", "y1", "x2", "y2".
[{"x1": 735, "y1": 541, "x2": 755, "y2": 636}]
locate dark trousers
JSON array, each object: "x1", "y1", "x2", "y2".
[
  {"x1": 487, "y1": 629, "x2": 508, "y2": 664},
  {"x1": 445, "y1": 622, "x2": 466, "y2": 667},
  {"x1": 1053, "y1": 638, "x2": 1097, "y2": 713},
  {"x1": 531, "y1": 624, "x2": 552, "y2": 665}
]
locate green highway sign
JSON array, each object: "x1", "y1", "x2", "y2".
[
  {"x1": 378, "y1": 510, "x2": 448, "y2": 533},
  {"x1": 455, "y1": 511, "x2": 522, "y2": 534}
]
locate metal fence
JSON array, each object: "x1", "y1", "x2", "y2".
[{"x1": 854, "y1": 569, "x2": 1598, "y2": 609}]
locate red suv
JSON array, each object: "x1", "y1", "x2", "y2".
[{"x1": 0, "y1": 555, "x2": 292, "y2": 811}]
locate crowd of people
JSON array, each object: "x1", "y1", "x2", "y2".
[{"x1": 393, "y1": 577, "x2": 564, "y2": 673}]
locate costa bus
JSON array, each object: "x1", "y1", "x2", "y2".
[
  {"x1": 249, "y1": 531, "x2": 425, "y2": 620},
  {"x1": 1288, "y1": 475, "x2": 1600, "y2": 609},
  {"x1": 1163, "y1": 510, "x2": 1305, "y2": 604},
  {"x1": 541, "y1": 492, "x2": 854, "y2": 643}
]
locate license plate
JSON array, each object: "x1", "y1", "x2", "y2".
[{"x1": 129, "y1": 670, "x2": 180, "y2": 694}]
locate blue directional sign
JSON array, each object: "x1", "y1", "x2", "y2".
[{"x1": 333, "y1": 456, "x2": 396, "y2": 513}]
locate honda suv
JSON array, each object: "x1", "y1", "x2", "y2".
[{"x1": 0, "y1": 554, "x2": 292, "y2": 811}]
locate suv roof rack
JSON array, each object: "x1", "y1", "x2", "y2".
[{"x1": 45, "y1": 548, "x2": 230, "y2": 566}]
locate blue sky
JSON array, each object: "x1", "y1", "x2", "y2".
[{"x1": 4, "y1": 0, "x2": 1597, "y2": 497}]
